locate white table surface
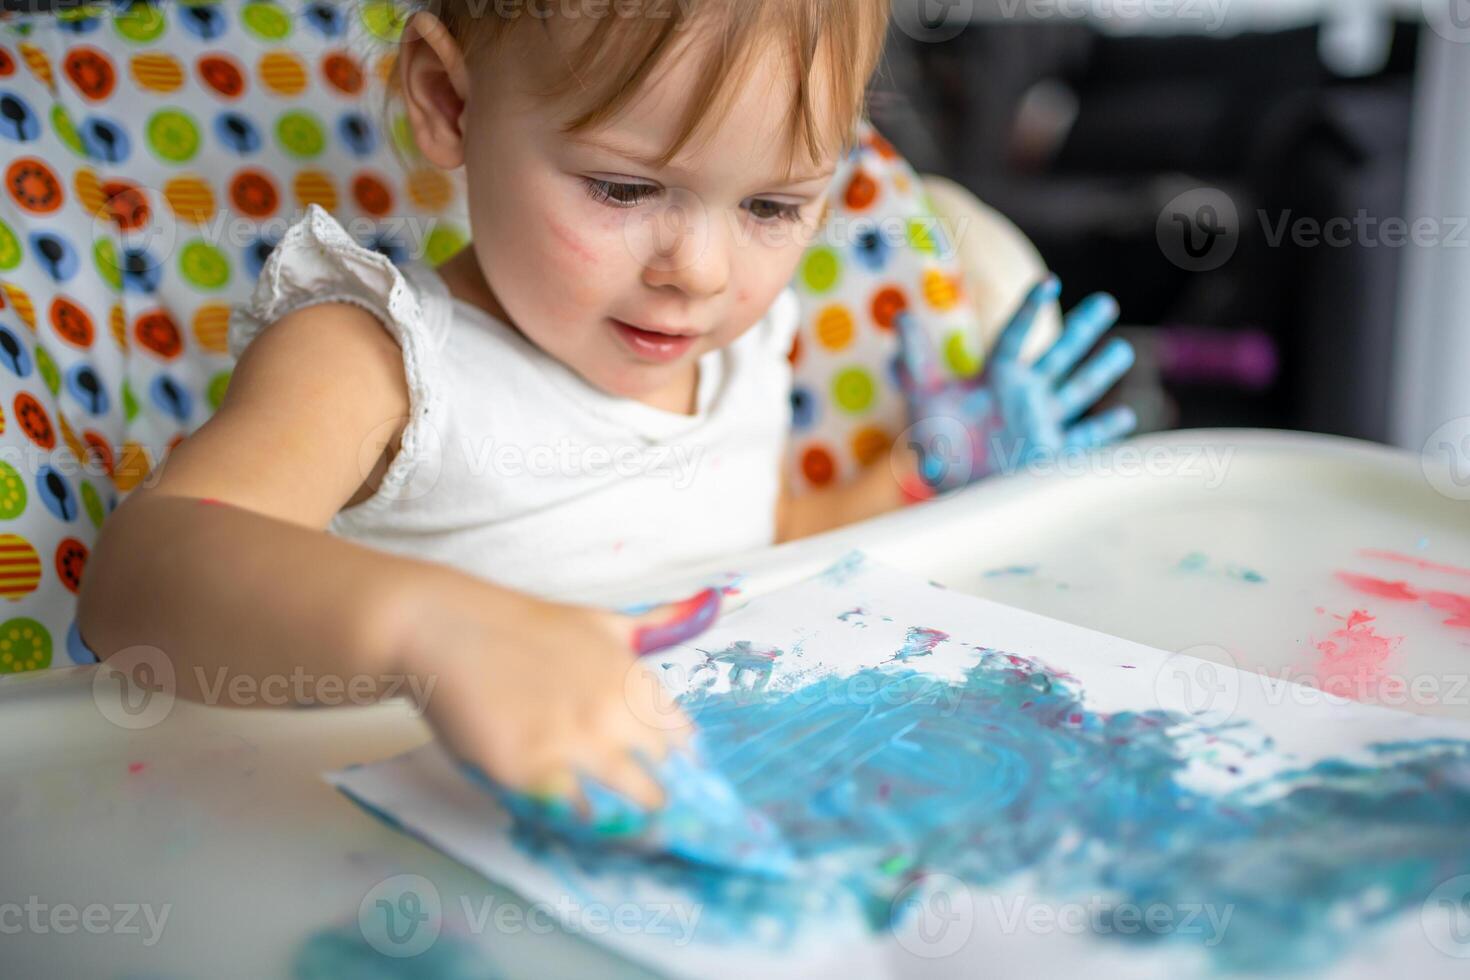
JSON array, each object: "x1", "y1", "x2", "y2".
[{"x1": 3, "y1": 429, "x2": 1467, "y2": 978}]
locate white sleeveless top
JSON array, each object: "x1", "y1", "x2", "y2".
[{"x1": 228, "y1": 204, "x2": 799, "y2": 604}]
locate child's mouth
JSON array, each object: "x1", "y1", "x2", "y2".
[{"x1": 610, "y1": 318, "x2": 698, "y2": 363}]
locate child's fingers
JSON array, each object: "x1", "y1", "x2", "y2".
[
  {"x1": 993, "y1": 276, "x2": 1061, "y2": 364},
  {"x1": 523, "y1": 765, "x2": 586, "y2": 816},
  {"x1": 895, "y1": 311, "x2": 946, "y2": 397},
  {"x1": 1052, "y1": 337, "x2": 1136, "y2": 422},
  {"x1": 1063, "y1": 406, "x2": 1139, "y2": 450},
  {"x1": 1034, "y1": 293, "x2": 1119, "y2": 382},
  {"x1": 588, "y1": 749, "x2": 667, "y2": 814}
]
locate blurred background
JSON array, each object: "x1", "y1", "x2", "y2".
[{"x1": 868, "y1": 0, "x2": 1470, "y2": 455}]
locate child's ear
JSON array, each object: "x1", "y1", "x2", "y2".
[{"x1": 399, "y1": 11, "x2": 471, "y2": 171}]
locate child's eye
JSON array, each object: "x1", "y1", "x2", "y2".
[
  {"x1": 746, "y1": 198, "x2": 804, "y2": 223},
  {"x1": 583, "y1": 177, "x2": 658, "y2": 208}
]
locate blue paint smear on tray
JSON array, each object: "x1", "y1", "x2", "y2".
[
  {"x1": 1177, "y1": 552, "x2": 1267, "y2": 584},
  {"x1": 506, "y1": 645, "x2": 1470, "y2": 973}
]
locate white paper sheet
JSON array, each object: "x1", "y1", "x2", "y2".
[{"x1": 330, "y1": 551, "x2": 1470, "y2": 979}]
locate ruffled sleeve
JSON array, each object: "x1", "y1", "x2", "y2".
[{"x1": 227, "y1": 203, "x2": 446, "y2": 510}]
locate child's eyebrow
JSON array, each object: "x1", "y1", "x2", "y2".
[{"x1": 570, "y1": 134, "x2": 836, "y2": 188}]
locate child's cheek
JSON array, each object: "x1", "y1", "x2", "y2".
[{"x1": 528, "y1": 209, "x2": 623, "y2": 311}]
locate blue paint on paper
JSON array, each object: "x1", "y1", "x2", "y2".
[
  {"x1": 820, "y1": 550, "x2": 867, "y2": 586},
  {"x1": 462, "y1": 737, "x2": 795, "y2": 879},
  {"x1": 508, "y1": 646, "x2": 1470, "y2": 972},
  {"x1": 890, "y1": 626, "x2": 949, "y2": 663},
  {"x1": 690, "y1": 640, "x2": 785, "y2": 693}
]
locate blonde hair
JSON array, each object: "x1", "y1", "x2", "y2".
[{"x1": 419, "y1": 0, "x2": 891, "y2": 179}]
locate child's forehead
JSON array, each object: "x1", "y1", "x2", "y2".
[{"x1": 507, "y1": 11, "x2": 849, "y2": 180}]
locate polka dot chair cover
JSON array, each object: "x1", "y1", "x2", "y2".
[
  {"x1": 0, "y1": 1, "x2": 984, "y2": 674},
  {"x1": 0, "y1": 0, "x2": 469, "y2": 672},
  {"x1": 785, "y1": 125, "x2": 981, "y2": 492}
]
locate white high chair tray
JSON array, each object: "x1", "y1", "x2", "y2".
[
  {"x1": 1, "y1": 429, "x2": 1466, "y2": 978},
  {"x1": 602, "y1": 428, "x2": 1470, "y2": 722}
]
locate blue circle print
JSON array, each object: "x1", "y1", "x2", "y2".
[
  {"x1": 67, "y1": 619, "x2": 99, "y2": 665},
  {"x1": 214, "y1": 112, "x2": 262, "y2": 155},
  {"x1": 149, "y1": 374, "x2": 193, "y2": 423},
  {"x1": 36, "y1": 466, "x2": 78, "y2": 522},
  {"x1": 80, "y1": 116, "x2": 130, "y2": 163},
  {"x1": 336, "y1": 112, "x2": 377, "y2": 158},
  {"x1": 305, "y1": 2, "x2": 347, "y2": 37},
  {"x1": 120, "y1": 246, "x2": 164, "y2": 294},
  {"x1": 0, "y1": 91, "x2": 41, "y2": 142},
  {"x1": 244, "y1": 234, "x2": 280, "y2": 281},
  {"x1": 178, "y1": 2, "x2": 228, "y2": 40},
  {"x1": 27, "y1": 231, "x2": 79, "y2": 284},
  {"x1": 65, "y1": 363, "x2": 110, "y2": 416},
  {"x1": 852, "y1": 224, "x2": 889, "y2": 273},
  {"x1": 367, "y1": 235, "x2": 408, "y2": 266},
  {"x1": 791, "y1": 385, "x2": 818, "y2": 430},
  {"x1": 0, "y1": 325, "x2": 32, "y2": 378},
  {"x1": 57, "y1": 14, "x2": 102, "y2": 34}
]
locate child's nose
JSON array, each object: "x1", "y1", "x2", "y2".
[{"x1": 637, "y1": 204, "x2": 729, "y2": 300}]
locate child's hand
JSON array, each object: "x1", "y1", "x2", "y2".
[
  {"x1": 394, "y1": 581, "x2": 721, "y2": 813},
  {"x1": 896, "y1": 276, "x2": 1138, "y2": 493}
]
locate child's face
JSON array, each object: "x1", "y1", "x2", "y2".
[{"x1": 418, "y1": 18, "x2": 841, "y2": 408}]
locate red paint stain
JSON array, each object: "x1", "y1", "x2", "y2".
[
  {"x1": 1360, "y1": 549, "x2": 1470, "y2": 580},
  {"x1": 1423, "y1": 591, "x2": 1470, "y2": 630},
  {"x1": 127, "y1": 762, "x2": 146, "y2": 774},
  {"x1": 632, "y1": 587, "x2": 721, "y2": 657},
  {"x1": 1336, "y1": 570, "x2": 1470, "y2": 632},
  {"x1": 1312, "y1": 609, "x2": 1402, "y2": 701},
  {"x1": 1335, "y1": 572, "x2": 1418, "y2": 601}
]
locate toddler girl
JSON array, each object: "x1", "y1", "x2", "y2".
[{"x1": 79, "y1": 0, "x2": 1132, "y2": 814}]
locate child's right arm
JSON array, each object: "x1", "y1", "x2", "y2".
[{"x1": 79, "y1": 303, "x2": 699, "y2": 807}]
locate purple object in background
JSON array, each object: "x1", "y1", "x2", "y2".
[{"x1": 1157, "y1": 326, "x2": 1279, "y2": 391}]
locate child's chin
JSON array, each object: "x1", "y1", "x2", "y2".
[{"x1": 590, "y1": 360, "x2": 693, "y2": 401}]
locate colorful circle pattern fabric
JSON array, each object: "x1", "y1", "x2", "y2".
[
  {"x1": 787, "y1": 122, "x2": 983, "y2": 491},
  {"x1": 0, "y1": 1, "x2": 468, "y2": 671}
]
